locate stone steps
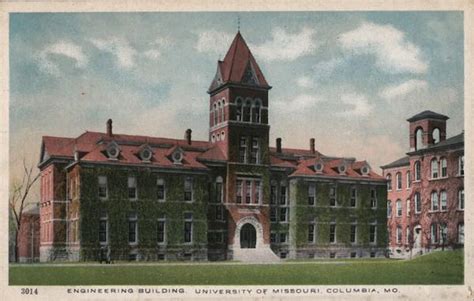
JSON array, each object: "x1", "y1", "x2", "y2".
[{"x1": 233, "y1": 247, "x2": 280, "y2": 263}]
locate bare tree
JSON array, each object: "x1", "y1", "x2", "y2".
[{"x1": 9, "y1": 159, "x2": 40, "y2": 262}]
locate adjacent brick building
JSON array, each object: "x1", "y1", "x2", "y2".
[
  {"x1": 382, "y1": 111, "x2": 464, "y2": 258},
  {"x1": 17, "y1": 206, "x2": 40, "y2": 262},
  {"x1": 38, "y1": 32, "x2": 387, "y2": 262}
]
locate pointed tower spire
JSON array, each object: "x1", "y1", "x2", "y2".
[{"x1": 208, "y1": 32, "x2": 271, "y2": 94}]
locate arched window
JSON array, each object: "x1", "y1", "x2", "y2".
[
  {"x1": 406, "y1": 171, "x2": 411, "y2": 189},
  {"x1": 221, "y1": 99, "x2": 225, "y2": 122},
  {"x1": 415, "y1": 128, "x2": 423, "y2": 150},
  {"x1": 432, "y1": 128, "x2": 440, "y2": 144},
  {"x1": 387, "y1": 200, "x2": 392, "y2": 217},
  {"x1": 440, "y1": 190, "x2": 447, "y2": 211},
  {"x1": 431, "y1": 158, "x2": 439, "y2": 179},
  {"x1": 243, "y1": 99, "x2": 251, "y2": 122},
  {"x1": 396, "y1": 226, "x2": 402, "y2": 244},
  {"x1": 440, "y1": 158, "x2": 447, "y2": 177},
  {"x1": 458, "y1": 188, "x2": 464, "y2": 210},
  {"x1": 414, "y1": 161, "x2": 421, "y2": 181},
  {"x1": 396, "y1": 200, "x2": 402, "y2": 217},
  {"x1": 236, "y1": 98, "x2": 243, "y2": 121},
  {"x1": 406, "y1": 199, "x2": 411, "y2": 217},
  {"x1": 414, "y1": 192, "x2": 421, "y2": 213},
  {"x1": 217, "y1": 101, "x2": 222, "y2": 124},
  {"x1": 253, "y1": 99, "x2": 261, "y2": 123},
  {"x1": 215, "y1": 176, "x2": 223, "y2": 203},
  {"x1": 386, "y1": 174, "x2": 392, "y2": 191},
  {"x1": 431, "y1": 191, "x2": 439, "y2": 211},
  {"x1": 213, "y1": 102, "x2": 218, "y2": 125},
  {"x1": 396, "y1": 172, "x2": 402, "y2": 190}
]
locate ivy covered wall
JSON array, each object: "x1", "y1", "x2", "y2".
[{"x1": 78, "y1": 165, "x2": 209, "y2": 261}]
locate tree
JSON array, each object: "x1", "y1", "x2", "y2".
[{"x1": 9, "y1": 159, "x2": 40, "y2": 262}]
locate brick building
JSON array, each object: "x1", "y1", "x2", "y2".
[
  {"x1": 38, "y1": 32, "x2": 387, "y2": 262},
  {"x1": 16, "y1": 206, "x2": 40, "y2": 262},
  {"x1": 382, "y1": 111, "x2": 464, "y2": 258}
]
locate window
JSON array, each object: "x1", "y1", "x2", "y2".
[
  {"x1": 280, "y1": 185, "x2": 287, "y2": 205},
  {"x1": 279, "y1": 233, "x2": 287, "y2": 244},
  {"x1": 406, "y1": 199, "x2": 411, "y2": 217},
  {"x1": 414, "y1": 193, "x2": 421, "y2": 213},
  {"x1": 213, "y1": 102, "x2": 218, "y2": 125},
  {"x1": 441, "y1": 158, "x2": 447, "y2": 177},
  {"x1": 396, "y1": 226, "x2": 402, "y2": 244},
  {"x1": 350, "y1": 252, "x2": 357, "y2": 258},
  {"x1": 459, "y1": 155, "x2": 464, "y2": 176},
  {"x1": 458, "y1": 189, "x2": 464, "y2": 210},
  {"x1": 458, "y1": 223, "x2": 464, "y2": 244},
  {"x1": 431, "y1": 191, "x2": 439, "y2": 211},
  {"x1": 329, "y1": 252, "x2": 336, "y2": 258},
  {"x1": 215, "y1": 205, "x2": 224, "y2": 221},
  {"x1": 98, "y1": 176, "x2": 107, "y2": 199},
  {"x1": 253, "y1": 99, "x2": 261, "y2": 123},
  {"x1": 350, "y1": 186, "x2": 357, "y2": 207},
  {"x1": 236, "y1": 180, "x2": 242, "y2": 203},
  {"x1": 270, "y1": 184, "x2": 277, "y2": 204},
  {"x1": 370, "y1": 188, "x2": 377, "y2": 208},
  {"x1": 128, "y1": 212, "x2": 138, "y2": 244},
  {"x1": 415, "y1": 161, "x2": 421, "y2": 181},
  {"x1": 184, "y1": 213, "x2": 193, "y2": 243},
  {"x1": 329, "y1": 223, "x2": 336, "y2": 243},
  {"x1": 99, "y1": 212, "x2": 108, "y2": 244},
  {"x1": 431, "y1": 223, "x2": 438, "y2": 244},
  {"x1": 250, "y1": 138, "x2": 260, "y2": 164},
  {"x1": 396, "y1": 172, "x2": 402, "y2": 190},
  {"x1": 440, "y1": 190, "x2": 447, "y2": 211},
  {"x1": 239, "y1": 137, "x2": 247, "y2": 163},
  {"x1": 308, "y1": 184, "x2": 316, "y2": 206},
  {"x1": 308, "y1": 223, "x2": 315, "y2": 243},
  {"x1": 184, "y1": 177, "x2": 193, "y2": 202},
  {"x1": 431, "y1": 159, "x2": 439, "y2": 179},
  {"x1": 215, "y1": 179, "x2": 223, "y2": 203},
  {"x1": 254, "y1": 181, "x2": 261, "y2": 204},
  {"x1": 350, "y1": 224, "x2": 357, "y2": 244},
  {"x1": 236, "y1": 98, "x2": 242, "y2": 121},
  {"x1": 270, "y1": 207, "x2": 277, "y2": 222},
  {"x1": 406, "y1": 171, "x2": 411, "y2": 189},
  {"x1": 243, "y1": 99, "x2": 251, "y2": 122},
  {"x1": 386, "y1": 174, "x2": 392, "y2": 191},
  {"x1": 432, "y1": 128, "x2": 440, "y2": 144},
  {"x1": 439, "y1": 223, "x2": 448, "y2": 244},
  {"x1": 406, "y1": 226, "x2": 410, "y2": 244},
  {"x1": 128, "y1": 176, "x2": 137, "y2": 200},
  {"x1": 279, "y1": 208, "x2": 288, "y2": 222},
  {"x1": 369, "y1": 225, "x2": 377, "y2": 244},
  {"x1": 157, "y1": 219, "x2": 166, "y2": 244},
  {"x1": 387, "y1": 201, "x2": 392, "y2": 217},
  {"x1": 396, "y1": 200, "x2": 402, "y2": 217},
  {"x1": 270, "y1": 232, "x2": 277, "y2": 243},
  {"x1": 329, "y1": 186, "x2": 337, "y2": 207},
  {"x1": 245, "y1": 181, "x2": 251, "y2": 204},
  {"x1": 415, "y1": 128, "x2": 423, "y2": 150},
  {"x1": 220, "y1": 100, "x2": 225, "y2": 122},
  {"x1": 157, "y1": 178, "x2": 165, "y2": 201}
]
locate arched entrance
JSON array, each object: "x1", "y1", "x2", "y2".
[{"x1": 240, "y1": 223, "x2": 256, "y2": 248}]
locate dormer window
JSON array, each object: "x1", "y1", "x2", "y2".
[
  {"x1": 139, "y1": 146, "x2": 153, "y2": 162},
  {"x1": 338, "y1": 164, "x2": 347, "y2": 174},
  {"x1": 172, "y1": 148, "x2": 184, "y2": 164},
  {"x1": 314, "y1": 161, "x2": 324, "y2": 173},
  {"x1": 106, "y1": 141, "x2": 120, "y2": 160},
  {"x1": 361, "y1": 165, "x2": 370, "y2": 176}
]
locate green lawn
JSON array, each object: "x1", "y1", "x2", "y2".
[{"x1": 9, "y1": 250, "x2": 463, "y2": 285}]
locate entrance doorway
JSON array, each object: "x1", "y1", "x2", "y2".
[{"x1": 240, "y1": 223, "x2": 256, "y2": 248}]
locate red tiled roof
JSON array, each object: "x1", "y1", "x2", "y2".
[{"x1": 209, "y1": 32, "x2": 270, "y2": 92}]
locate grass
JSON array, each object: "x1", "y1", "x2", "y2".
[{"x1": 9, "y1": 249, "x2": 463, "y2": 285}]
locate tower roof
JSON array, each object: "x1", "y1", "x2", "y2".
[
  {"x1": 208, "y1": 32, "x2": 270, "y2": 93},
  {"x1": 406, "y1": 110, "x2": 449, "y2": 122}
]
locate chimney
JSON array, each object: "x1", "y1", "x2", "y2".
[
  {"x1": 310, "y1": 138, "x2": 315, "y2": 154},
  {"x1": 276, "y1": 138, "x2": 282, "y2": 153},
  {"x1": 185, "y1": 129, "x2": 192, "y2": 145},
  {"x1": 106, "y1": 119, "x2": 113, "y2": 136}
]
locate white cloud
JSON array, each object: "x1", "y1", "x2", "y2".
[
  {"x1": 194, "y1": 30, "x2": 233, "y2": 55},
  {"x1": 143, "y1": 49, "x2": 161, "y2": 61},
  {"x1": 339, "y1": 22, "x2": 428, "y2": 74},
  {"x1": 337, "y1": 93, "x2": 373, "y2": 117},
  {"x1": 251, "y1": 27, "x2": 317, "y2": 61},
  {"x1": 312, "y1": 57, "x2": 345, "y2": 79},
  {"x1": 296, "y1": 76, "x2": 313, "y2": 88},
  {"x1": 274, "y1": 93, "x2": 323, "y2": 112},
  {"x1": 90, "y1": 37, "x2": 137, "y2": 69},
  {"x1": 379, "y1": 79, "x2": 428, "y2": 100},
  {"x1": 37, "y1": 40, "x2": 88, "y2": 76}
]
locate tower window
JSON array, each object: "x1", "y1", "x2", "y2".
[
  {"x1": 213, "y1": 102, "x2": 218, "y2": 126},
  {"x1": 236, "y1": 98, "x2": 243, "y2": 121},
  {"x1": 239, "y1": 136, "x2": 247, "y2": 163},
  {"x1": 220, "y1": 99, "x2": 225, "y2": 122},
  {"x1": 415, "y1": 128, "x2": 423, "y2": 150},
  {"x1": 386, "y1": 174, "x2": 392, "y2": 191},
  {"x1": 254, "y1": 181, "x2": 261, "y2": 204},
  {"x1": 245, "y1": 180, "x2": 251, "y2": 204},
  {"x1": 236, "y1": 180, "x2": 243, "y2": 204},
  {"x1": 243, "y1": 99, "x2": 251, "y2": 122},
  {"x1": 250, "y1": 138, "x2": 260, "y2": 164},
  {"x1": 432, "y1": 128, "x2": 440, "y2": 144},
  {"x1": 414, "y1": 161, "x2": 421, "y2": 181},
  {"x1": 253, "y1": 99, "x2": 261, "y2": 123}
]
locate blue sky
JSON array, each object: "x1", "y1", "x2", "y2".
[{"x1": 9, "y1": 12, "x2": 464, "y2": 192}]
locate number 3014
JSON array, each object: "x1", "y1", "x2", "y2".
[{"x1": 21, "y1": 288, "x2": 38, "y2": 295}]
